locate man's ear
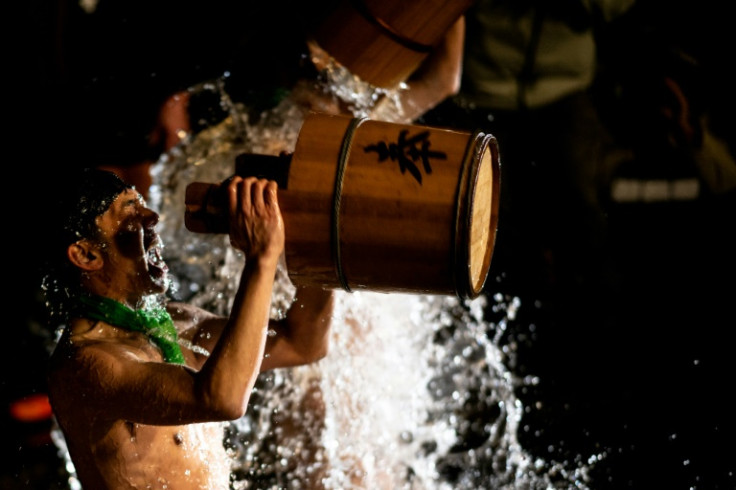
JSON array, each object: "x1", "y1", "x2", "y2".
[{"x1": 67, "y1": 240, "x2": 104, "y2": 271}]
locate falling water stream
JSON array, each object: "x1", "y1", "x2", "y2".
[{"x1": 50, "y1": 54, "x2": 602, "y2": 489}]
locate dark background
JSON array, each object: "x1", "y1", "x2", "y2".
[{"x1": 6, "y1": 1, "x2": 735, "y2": 488}]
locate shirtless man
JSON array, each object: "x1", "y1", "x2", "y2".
[{"x1": 45, "y1": 168, "x2": 334, "y2": 489}]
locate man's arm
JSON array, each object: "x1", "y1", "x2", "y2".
[
  {"x1": 176, "y1": 285, "x2": 334, "y2": 372},
  {"x1": 187, "y1": 176, "x2": 284, "y2": 419},
  {"x1": 260, "y1": 286, "x2": 335, "y2": 371},
  {"x1": 173, "y1": 288, "x2": 333, "y2": 389},
  {"x1": 373, "y1": 17, "x2": 465, "y2": 123}
]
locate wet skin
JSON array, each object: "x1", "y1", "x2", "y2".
[{"x1": 47, "y1": 179, "x2": 334, "y2": 489}]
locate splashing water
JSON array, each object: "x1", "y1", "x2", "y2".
[
  {"x1": 148, "y1": 61, "x2": 601, "y2": 489},
  {"x1": 51, "y1": 53, "x2": 602, "y2": 489}
]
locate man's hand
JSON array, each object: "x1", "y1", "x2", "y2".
[{"x1": 227, "y1": 176, "x2": 285, "y2": 264}]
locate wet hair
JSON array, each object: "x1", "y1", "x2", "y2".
[
  {"x1": 43, "y1": 168, "x2": 133, "y2": 323},
  {"x1": 56, "y1": 168, "x2": 133, "y2": 247}
]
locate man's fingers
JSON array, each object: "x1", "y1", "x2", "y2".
[
  {"x1": 228, "y1": 176, "x2": 278, "y2": 217},
  {"x1": 250, "y1": 179, "x2": 266, "y2": 211},
  {"x1": 264, "y1": 180, "x2": 279, "y2": 207},
  {"x1": 227, "y1": 176, "x2": 243, "y2": 218},
  {"x1": 243, "y1": 178, "x2": 255, "y2": 211}
]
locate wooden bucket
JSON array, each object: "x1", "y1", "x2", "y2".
[
  {"x1": 185, "y1": 112, "x2": 500, "y2": 299},
  {"x1": 310, "y1": 0, "x2": 473, "y2": 88}
]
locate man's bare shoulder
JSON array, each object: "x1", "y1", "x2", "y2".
[
  {"x1": 49, "y1": 323, "x2": 160, "y2": 385},
  {"x1": 47, "y1": 326, "x2": 161, "y2": 426}
]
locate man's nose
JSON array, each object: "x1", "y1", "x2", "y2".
[{"x1": 143, "y1": 207, "x2": 160, "y2": 227}]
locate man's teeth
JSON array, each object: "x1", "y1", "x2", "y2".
[{"x1": 147, "y1": 242, "x2": 165, "y2": 268}]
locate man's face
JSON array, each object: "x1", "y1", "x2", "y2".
[{"x1": 94, "y1": 189, "x2": 170, "y2": 296}]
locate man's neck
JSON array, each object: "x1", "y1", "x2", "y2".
[{"x1": 82, "y1": 282, "x2": 146, "y2": 310}]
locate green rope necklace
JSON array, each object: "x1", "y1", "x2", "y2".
[{"x1": 77, "y1": 294, "x2": 186, "y2": 364}]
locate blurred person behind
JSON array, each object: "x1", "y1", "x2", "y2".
[{"x1": 425, "y1": 0, "x2": 637, "y2": 304}]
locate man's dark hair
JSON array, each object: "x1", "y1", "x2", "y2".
[
  {"x1": 56, "y1": 168, "x2": 133, "y2": 248},
  {"x1": 43, "y1": 168, "x2": 133, "y2": 324}
]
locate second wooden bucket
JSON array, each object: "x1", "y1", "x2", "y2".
[
  {"x1": 185, "y1": 112, "x2": 500, "y2": 299},
  {"x1": 309, "y1": 0, "x2": 473, "y2": 88}
]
